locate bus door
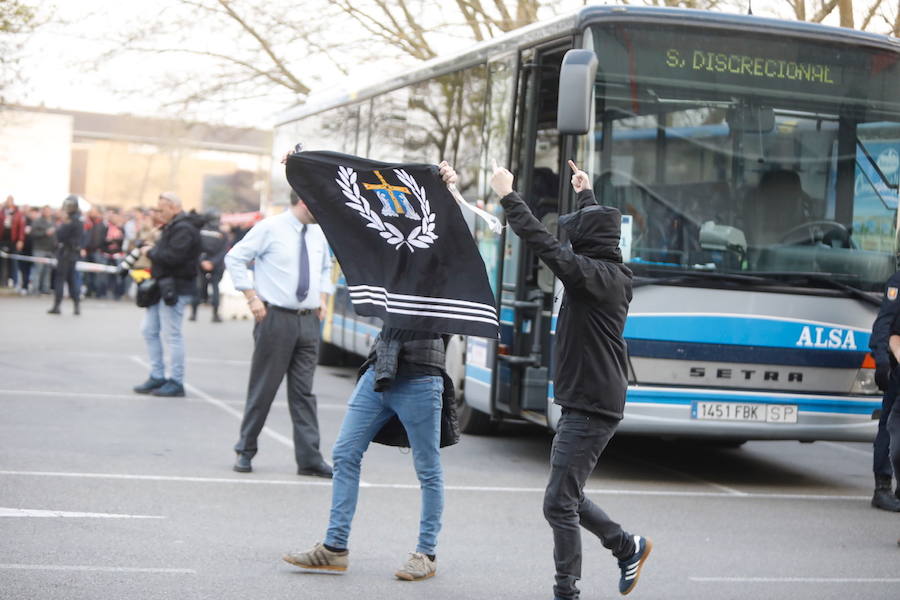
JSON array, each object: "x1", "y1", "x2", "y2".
[{"x1": 494, "y1": 44, "x2": 571, "y2": 423}]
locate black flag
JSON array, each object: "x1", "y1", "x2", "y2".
[{"x1": 286, "y1": 151, "x2": 499, "y2": 339}]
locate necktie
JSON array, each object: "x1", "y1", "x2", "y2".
[{"x1": 296, "y1": 224, "x2": 310, "y2": 303}]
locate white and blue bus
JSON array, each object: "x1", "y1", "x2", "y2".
[{"x1": 272, "y1": 6, "x2": 900, "y2": 442}]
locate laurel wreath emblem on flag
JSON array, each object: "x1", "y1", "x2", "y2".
[{"x1": 335, "y1": 166, "x2": 438, "y2": 252}]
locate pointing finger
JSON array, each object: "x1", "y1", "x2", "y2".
[{"x1": 567, "y1": 159, "x2": 578, "y2": 173}]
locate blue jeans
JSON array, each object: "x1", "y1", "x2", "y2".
[
  {"x1": 325, "y1": 367, "x2": 444, "y2": 555},
  {"x1": 141, "y1": 295, "x2": 190, "y2": 383},
  {"x1": 30, "y1": 250, "x2": 54, "y2": 293}
]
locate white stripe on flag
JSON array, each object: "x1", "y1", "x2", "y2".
[
  {"x1": 351, "y1": 298, "x2": 499, "y2": 326},
  {"x1": 349, "y1": 291, "x2": 498, "y2": 320},
  {"x1": 348, "y1": 285, "x2": 497, "y2": 316}
]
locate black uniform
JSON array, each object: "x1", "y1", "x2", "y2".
[
  {"x1": 868, "y1": 271, "x2": 900, "y2": 501},
  {"x1": 500, "y1": 188, "x2": 636, "y2": 600},
  {"x1": 50, "y1": 215, "x2": 84, "y2": 311},
  {"x1": 190, "y1": 225, "x2": 228, "y2": 320}
]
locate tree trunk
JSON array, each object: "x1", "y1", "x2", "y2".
[{"x1": 837, "y1": 0, "x2": 854, "y2": 28}]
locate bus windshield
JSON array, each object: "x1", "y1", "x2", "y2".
[{"x1": 586, "y1": 23, "x2": 900, "y2": 292}]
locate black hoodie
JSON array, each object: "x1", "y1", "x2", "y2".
[{"x1": 500, "y1": 189, "x2": 633, "y2": 419}]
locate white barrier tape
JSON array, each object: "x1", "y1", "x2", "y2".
[{"x1": 0, "y1": 250, "x2": 119, "y2": 274}]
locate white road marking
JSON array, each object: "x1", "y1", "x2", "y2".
[
  {"x1": 129, "y1": 355, "x2": 295, "y2": 449},
  {"x1": 0, "y1": 389, "x2": 152, "y2": 401},
  {"x1": 0, "y1": 388, "x2": 347, "y2": 410},
  {"x1": 0, "y1": 470, "x2": 333, "y2": 487},
  {"x1": 0, "y1": 507, "x2": 163, "y2": 519},
  {"x1": 0, "y1": 564, "x2": 195, "y2": 574},
  {"x1": 621, "y1": 455, "x2": 747, "y2": 496},
  {"x1": 690, "y1": 577, "x2": 900, "y2": 583},
  {"x1": 29, "y1": 350, "x2": 250, "y2": 367},
  {"x1": 820, "y1": 441, "x2": 871, "y2": 458},
  {"x1": 0, "y1": 470, "x2": 870, "y2": 501}
]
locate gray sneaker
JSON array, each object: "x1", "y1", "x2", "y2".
[
  {"x1": 395, "y1": 552, "x2": 436, "y2": 581},
  {"x1": 282, "y1": 542, "x2": 348, "y2": 573}
]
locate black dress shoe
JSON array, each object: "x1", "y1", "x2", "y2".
[
  {"x1": 872, "y1": 488, "x2": 900, "y2": 512},
  {"x1": 134, "y1": 376, "x2": 167, "y2": 394},
  {"x1": 298, "y1": 463, "x2": 333, "y2": 479},
  {"x1": 233, "y1": 454, "x2": 252, "y2": 473}
]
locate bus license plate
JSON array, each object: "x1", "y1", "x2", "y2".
[{"x1": 692, "y1": 402, "x2": 798, "y2": 424}]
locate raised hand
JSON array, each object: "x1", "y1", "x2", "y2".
[
  {"x1": 438, "y1": 160, "x2": 459, "y2": 186},
  {"x1": 490, "y1": 160, "x2": 514, "y2": 197},
  {"x1": 568, "y1": 160, "x2": 592, "y2": 193}
]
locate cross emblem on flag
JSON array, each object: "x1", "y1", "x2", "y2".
[{"x1": 363, "y1": 170, "x2": 421, "y2": 219}]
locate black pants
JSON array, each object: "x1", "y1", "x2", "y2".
[
  {"x1": 17, "y1": 253, "x2": 31, "y2": 288},
  {"x1": 192, "y1": 270, "x2": 222, "y2": 310},
  {"x1": 233, "y1": 307, "x2": 325, "y2": 470},
  {"x1": 544, "y1": 408, "x2": 634, "y2": 600},
  {"x1": 874, "y1": 372, "x2": 897, "y2": 482},
  {"x1": 53, "y1": 257, "x2": 80, "y2": 306},
  {"x1": 0, "y1": 240, "x2": 13, "y2": 287},
  {"x1": 881, "y1": 367, "x2": 900, "y2": 486}
]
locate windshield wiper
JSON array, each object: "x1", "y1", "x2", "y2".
[
  {"x1": 745, "y1": 271, "x2": 880, "y2": 307},
  {"x1": 632, "y1": 269, "x2": 775, "y2": 289},
  {"x1": 633, "y1": 269, "x2": 881, "y2": 307}
]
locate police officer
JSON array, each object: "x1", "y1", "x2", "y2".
[
  {"x1": 189, "y1": 210, "x2": 228, "y2": 323},
  {"x1": 47, "y1": 195, "x2": 84, "y2": 316},
  {"x1": 868, "y1": 270, "x2": 900, "y2": 511}
]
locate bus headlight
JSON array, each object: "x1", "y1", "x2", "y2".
[{"x1": 850, "y1": 368, "x2": 879, "y2": 395}]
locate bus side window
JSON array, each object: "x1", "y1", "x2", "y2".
[{"x1": 524, "y1": 166, "x2": 560, "y2": 292}]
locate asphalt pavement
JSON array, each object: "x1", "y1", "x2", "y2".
[{"x1": 1, "y1": 294, "x2": 898, "y2": 600}]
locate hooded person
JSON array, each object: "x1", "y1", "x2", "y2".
[{"x1": 490, "y1": 161, "x2": 652, "y2": 600}]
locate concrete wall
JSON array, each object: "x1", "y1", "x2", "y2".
[
  {"x1": 75, "y1": 139, "x2": 267, "y2": 212},
  {"x1": 0, "y1": 111, "x2": 73, "y2": 207}
]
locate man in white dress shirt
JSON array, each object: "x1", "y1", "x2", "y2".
[{"x1": 225, "y1": 190, "x2": 335, "y2": 477}]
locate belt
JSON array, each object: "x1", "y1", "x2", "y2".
[{"x1": 264, "y1": 302, "x2": 313, "y2": 316}]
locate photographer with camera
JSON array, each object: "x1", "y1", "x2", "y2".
[{"x1": 133, "y1": 192, "x2": 202, "y2": 398}]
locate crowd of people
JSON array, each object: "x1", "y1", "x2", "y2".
[
  {"x1": 0, "y1": 193, "x2": 249, "y2": 315},
  {"x1": 1, "y1": 194, "x2": 148, "y2": 298}
]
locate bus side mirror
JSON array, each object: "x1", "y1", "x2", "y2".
[{"x1": 557, "y1": 49, "x2": 598, "y2": 135}]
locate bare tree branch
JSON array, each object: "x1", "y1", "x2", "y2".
[
  {"x1": 860, "y1": 0, "x2": 883, "y2": 31},
  {"x1": 214, "y1": 0, "x2": 309, "y2": 94},
  {"x1": 837, "y1": 0, "x2": 853, "y2": 28},
  {"x1": 456, "y1": 0, "x2": 486, "y2": 41},
  {"x1": 333, "y1": 0, "x2": 437, "y2": 60},
  {"x1": 810, "y1": 0, "x2": 840, "y2": 23}
]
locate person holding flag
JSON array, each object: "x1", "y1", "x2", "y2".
[
  {"x1": 281, "y1": 154, "x2": 496, "y2": 583},
  {"x1": 490, "y1": 159, "x2": 652, "y2": 599}
]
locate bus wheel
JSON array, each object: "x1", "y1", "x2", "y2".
[
  {"x1": 457, "y1": 399, "x2": 495, "y2": 435},
  {"x1": 317, "y1": 340, "x2": 346, "y2": 366}
]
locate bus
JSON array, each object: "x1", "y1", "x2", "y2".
[{"x1": 272, "y1": 6, "x2": 900, "y2": 443}]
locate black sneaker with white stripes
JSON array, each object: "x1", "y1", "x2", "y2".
[{"x1": 617, "y1": 535, "x2": 652, "y2": 595}]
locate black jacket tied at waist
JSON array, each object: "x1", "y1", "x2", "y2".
[{"x1": 359, "y1": 329, "x2": 461, "y2": 448}]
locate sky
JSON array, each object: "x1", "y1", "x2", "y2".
[{"x1": 8, "y1": 0, "x2": 897, "y2": 130}]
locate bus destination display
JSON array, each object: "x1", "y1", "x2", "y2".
[{"x1": 592, "y1": 24, "x2": 899, "y2": 111}]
